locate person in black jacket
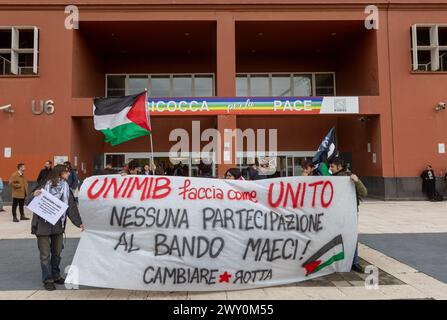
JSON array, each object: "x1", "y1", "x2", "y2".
[
  {"x1": 36, "y1": 160, "x2": 52, "y2": 185},
  {"x1": 420, "y1": 165, "x2": 436, "y2": 200},
  {"x1": 27, "y1": 164, "x2": 84, "y2": 291}
]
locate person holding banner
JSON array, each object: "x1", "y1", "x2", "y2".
[
  {"x1": 225, "y1": 168, "x2": 245, "y2": 180},
  {"x1": 28, "y1": 164, "x2": 84, "y2": 291},
  {"x1": 329, "y1": 157, "x2": 367, "y2": 273}
]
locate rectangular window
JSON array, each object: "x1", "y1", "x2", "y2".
[
  {"x1": 107, "y1": 75, "x2": 126, "y2": 97},
  {"x1": 106, "y1": 74, "x2": 215, "y2": 97},
  {"x1": 236, "y1": 72, "x2": 334, "y2": 97},
  {"x1": 411, "y1": 24, "x2": 447, "y2": 72},
  {"x1": 293, "y1": 74, "x2": 312, "y2": 96},
  {"x1": 128, "y1": 75, "x2": 148, "y2": 95},
  {"x1": 250, "y1": 74, "x2": 269, "y2": 96},
  {"x1": 172, "y1": 75, "x2": 193, "y2": 97},
  {"x1": 236, "y1": 75, "x2": 248, "y2": 96},
  {"x1": 315, "y1": 73, "x2": 335, "y2": 96},
  {"x1": 194, "y1": 75, "x2": 214, "y2": 97},
  {"x1": 0, "y1": 26, "x2": 38, "y2": 75},
  {"x1": 271, "y1": 75, "x2": 292, "y2": 96},
  {"x1": 150, "y1": 75, "x2": 170, "y2": 97},
  {"x1": 0, "y1": 52, "x2": 11, "y2": 74},
  {"x1": 0, "y1": 29, "x2": 11, "y2": 49}
]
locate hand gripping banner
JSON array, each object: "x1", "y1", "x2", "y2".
[{"x1": 66, "y1": 175, "x2": 358, "y2": 291}]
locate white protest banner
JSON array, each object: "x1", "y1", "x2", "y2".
[
  {"x1": 26, "y1": 189, "x2": 68, "y2": 226},
  {"x1": 66, "y1": 175, "x2": 358, "y2": 291}
]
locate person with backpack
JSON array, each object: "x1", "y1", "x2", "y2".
[
  {"x1": 329, "y1": 157, "x2": 367, "y2": 273},
  {"x1": 27, "y1": 164, "x2": 84, "y2": 291}
]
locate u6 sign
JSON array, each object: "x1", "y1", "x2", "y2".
[{"x1": 65, "y1": 175, "x2": 358, "y2": 291}]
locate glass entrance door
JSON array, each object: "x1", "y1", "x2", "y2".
[{"x1": 104, "y1": 152, "x2": 216, "y2": 177}]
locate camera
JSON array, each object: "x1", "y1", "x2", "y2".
[{"x1": 435, "y1": 102, "x2": 446, "y2": 111}]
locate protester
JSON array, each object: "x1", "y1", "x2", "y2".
[
  {"x1": 181, "y1": 163, "x2": 189, "y2": 176},
  {"x1": 198, "y1": 160, "x2": 212, "y2": 178},
  {"x1": 247, "y1": 160, "x2": 260, "y2": 180},
  {"x1": 140, "y1": 163, "x2": 153, "y2": 176},
  {"x1": 155, "y1": 162, "x2": 165, "y2": 175},
  {"x1": 36, "y1": 160, "x2": 52, "y2": 185},
  {"x1": 173, "y1": 162, "x2": 184, "y2": 176},
  {"x1": 301, "y1": 159, "x2": 318, "y2": 176},
  {"x1": 420, "y1": 165, "x2": 436, "y2": 200},
  {"x1": 28, "y1": 164, "x2": 84, "y2": 291},
  {"x1": 0, "y1": 177, "x2": 5, "y2": 212},
  {"x1": 102, "y1": 163, "x2": 116, "y2": 175},
  {"x1": 9, "y1": 163, "x2": 29, "y2": 222},
  {"x1": 121, "y1": 160, "x2": 140, "y2": 175},
  {"x1": 64, "y1": 161, "x2": 79, "y2": 201},
  {"x1": 329, "y1": 157, "x2": 367, "y2": 273},
  {"x1": 225, "y1": 168, "x2": 244, "y2": 180}
]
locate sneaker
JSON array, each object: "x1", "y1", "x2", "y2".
[
  {"x1": 54, "y1": 277, "x2": 65, "y2": 285},
  {"x1": 13, "y1": 217, "x2": 19, "y2": 222},
  {"x1": 44, "y1": 282, "x2": 56, "y2": 291},
  {"x1": 20, "y1": 216, "x2": 30, "y2": 221},
  {"x1": 351, "y1": 264, "x2": 364, "y2": 273}
]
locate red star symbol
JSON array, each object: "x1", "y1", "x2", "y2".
[{"x1": 219, "y1": 271, "x2": 232, "y2": 283}]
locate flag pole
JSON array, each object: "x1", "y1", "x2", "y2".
[{"x1": 144, "y1": 89, "x2": 155, "y2": 173}]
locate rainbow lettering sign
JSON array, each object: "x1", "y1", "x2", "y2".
[{"x1": 147, "y1": 97, "x2": 359, "y2": 115}]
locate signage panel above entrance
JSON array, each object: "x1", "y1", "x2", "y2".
[{"x1": 147, "y1": 97, "x2": 359, "y2": 115}]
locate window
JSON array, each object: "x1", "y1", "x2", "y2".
[
  {"x1": 194, "y1": 75, "x2": 214, "y2": 97},
  {"x1": 411, "y1": 24, "x2": 447, "y2": 71},
  {"x1": 250, "y1": 74, "x2": 269, "y2": 96},
  {"x1": 150, "y1": 75, "x2": 170, "y2": 97},
  {"x1": 235, "y1": 73, "x2": 335, "y2": 96},
  {"x1": 236, "y1": 75, "x2": 248, "y2": 96},
  {"x1": 106, "y1": 74, "x2": 214, "y2": 97},
  {"x1": 128, "y1": 75, "x2": 148, "y2": 95},
  {"x1": 172, "y1": 75, "x2": 193, "y2": 97},
  {"x1": 315, "y1": 73, "x2": 335, "y2": 96},
  {"x1": 293, "y1": 74, "x2": 312, "y2": 96},
  {"x1": 107, "y1": 75, "x2": 126, "y2": 97},
  {"x1": 0, "y1": 26, "x2": 39, "y2": 75},
  {"x1": 272, "y1": 74, "x2": 292, "y2": 96}
]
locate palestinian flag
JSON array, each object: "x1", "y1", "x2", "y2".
[
  {"x1": 93, "y1": 92, "x2": 151, "y2": 146},
  {"x1": 302, "y1": 235, "x2": 345, "y2": 276}
]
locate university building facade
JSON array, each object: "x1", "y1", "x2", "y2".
[{"x1": 1, "y1": 0, "x2": 447, "y2": 200}]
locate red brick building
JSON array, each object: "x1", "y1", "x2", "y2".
[{"x1": 1, "y1": 0, "x2": 447, "y2": 200}]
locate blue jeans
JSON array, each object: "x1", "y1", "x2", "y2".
[
  {"x1": 352, "y1": 242, "x2": 360, "y2": 266},
  {"x1": 37, "y1": 234, "x2": 63, "y2": 283}
]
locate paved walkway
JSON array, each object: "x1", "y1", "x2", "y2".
[{"x1": 0, "y1": 201, "x2": 446, "y2": 300}]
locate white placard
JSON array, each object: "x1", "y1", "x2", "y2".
[
  {"x1": 26, "y1": 189, "x2": 68, "y2": 225},
  {"x1": 438, "y1": 143, "x2": 445, "y2": 154},
  {"x1": 54, "y1": 155, "x2": 68, "y2": 165},
  {"x1": 66, "y1": 175, "x2": 358, "y2": 291},
  {"x1": 4, "y1": 147, "x2": 11, "y2": 158},
  {"x1": 372, "y1": 153, "x2": 377, "y2": 163},
  {"x1": 367, "y1": 143, "x2": 371, "y2": 153}
]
